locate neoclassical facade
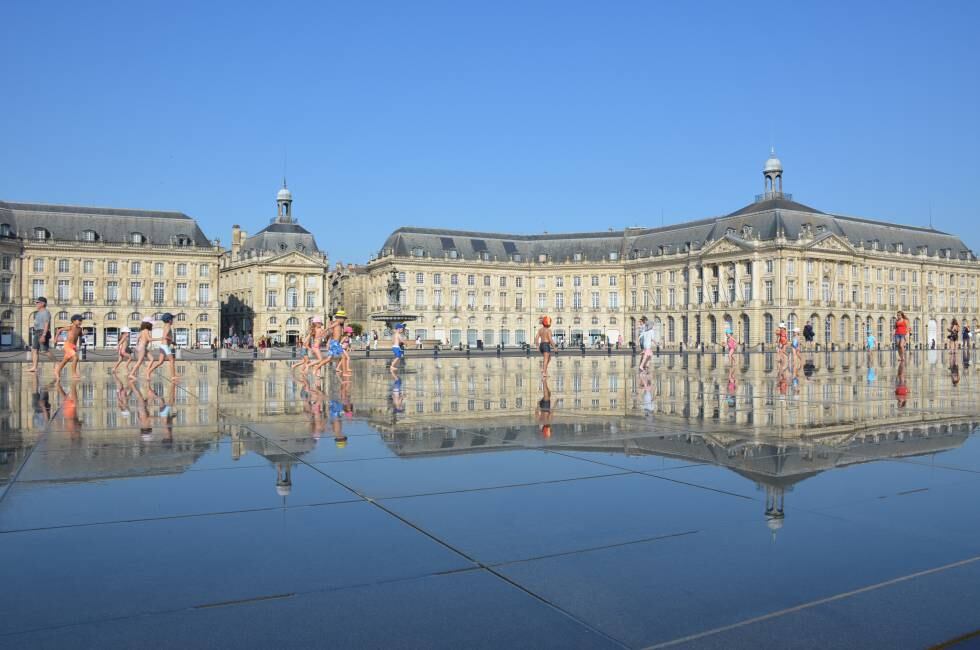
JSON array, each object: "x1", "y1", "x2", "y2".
[
  {"x1": 219, "y1": 183, "x2": 329, "y2": 345},
  {"x1": 357, "y1": 154, "x2": 979, "y2": 348},
  {"x1": 0, "y1": 201, "x2": 222, "y2": 348}
]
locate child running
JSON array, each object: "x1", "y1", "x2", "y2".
[
  {"x1": 129, "y1": 319, "x2": 154, "y2": 379},
  {"x1": 725, "y1": 327, "x2": 737, "y2": 364},
  {"x1": 638, "y1": 316, "x2": 655, "y2": 372},
  {"x1": 314, "y1": 310, "x2": 346, "y2": 373},
  {"x1": 113, "y1": 326, "x2": 134, "y2": 373},
  {"x1": 291, "y1": 320, "x2": 316, "y2": 371},
  {"x1": 534, "y1": 315, "x2": 555, "y2": 377},
  {"x1": 52, "y1": 314, "x2": 84, "y2": 380},
  {"x1": 338, "y1": 325, "x2": 353, "y2": 376},
  {"x1": 791, "y1": 327, "x2": 803, "y2": 365},
  {"x1": 145, "y1": 313, "x2": 177, "y2": 381},
  {"x1": 390, "y1": 323, "x2": 405, "y2": 377}
]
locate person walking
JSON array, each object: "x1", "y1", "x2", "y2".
[
  {"x1": 534, "y1": 316, "x2": 556, "y2": 377},
  {"x1": 948, "y1": 319, "x2": 961, "y2": 351},
  {"x1": 26, "y1": 297, "x2": 53, "y2": 372},
  {"x1": 52, "y1": 314, "x2": 84, "y2": 380},
  {"x1": 113, "y1": 326, "x2": 134, "y2": 373},
  {"x1": 802, "y1": 322, "x2": 814, "y2": 351},
  {"x1": 638, "y1": 316, "x2": 655, "y2": 371},
  {"x1": 894, "y1": 311, "x2": 910, "y2": 360}
]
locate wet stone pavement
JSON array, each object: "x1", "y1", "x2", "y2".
[{"x1": 1, "y1": 349, "x2": 979, "y2": 649}]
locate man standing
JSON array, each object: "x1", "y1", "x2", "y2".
[{"x1": 26, "y1": 297, "x2": 53, "y2": 373}]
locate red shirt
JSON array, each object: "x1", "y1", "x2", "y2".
[{"x1": 895, "y1": 319, "x2": 908, "y2": 336}]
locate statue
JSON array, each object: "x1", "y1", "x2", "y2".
[{"x1": 386, "y1": 269, "x2": 402, "y2": 308}]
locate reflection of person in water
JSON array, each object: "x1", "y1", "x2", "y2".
[
  {"x1": 535, "y1": 377, "x2": 553, "y2": 438},
  {"x1": 726, "y1": 366, "x2": 737, "y2": 408},
  {"x1": 151, "y1": 379, "x2": 177, "y2": 445},
  {"x1": 639, "y1": 371, "x2": 656, "y2": 418},
  {"x1": 31, "y1": 372, "x2": 52, "y2": 433},
  {"x1": 329, "y1": 394, "x2": 348, "y2": 448},
  {"x1": 53, "y1": 379, "x2": 81, "y2": 440},
  {"x1": 388, "y1": 378, "x2": 405, "y2": 423},
  {"x1": 299, "y1": 373, "x2": 327, "y2": 440},
  {"x1": 895, "y1": 360, "x2": 909, "y2": 408},
  {"x1": 949, "y1": 351, "x2": 960, "y2": 386},
  {"x1": 129, "y1": 378, "x2": 154, "y2": 440}
]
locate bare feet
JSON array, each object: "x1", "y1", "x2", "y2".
[{"x1": 26, "y1": 367, "x2": 37, "y2": 372}]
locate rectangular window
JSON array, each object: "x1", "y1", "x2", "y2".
[
  {"x1": 609, "y1": 276, "x2": 618, "y2": 287},
  {"x1": 176, "y1": 283, "x2": 188, "y2": 304},
  {"x1": 131, "y1": 261, "x2": 141, "y2": 275},
  {"x1": 483, "y1": 275, "x2": 490, "y2": 287},
  {"x1": 608, "y1": 291, "x2": 619, "y2": 309},
  {"x1": 787, "y1": 259, "x2": 795, "y2": 274},
  {"x1": 666, "y1": 289, "x2": 673, "y2": 308},
  {"x1": 415, "y1": 288, "x2": 425, "y2": 307},
  {"x1": 499, "y1": 276, "x2": 506, "y2": 287},
  {"x1": 498, "y1": 291, "x2": 506, "y2": 307},
  {"x1": 467, "y1": 275, "x2": 475, "y2": 286},
  {"x1": 156, "y1": 262, "x2": 165, "y2": 276},
  {"x1": 107, "y1": 261, "x2": 118, "y2": 275},
  {"x1": 130, "y1": 281, "x2": 142, "y2": 302},
  {"x1": 555, "y1": 293, "x2": 564, "y2": 309},
  {"x1": 434, "y1": 289, "x2": 443, "y2": 307},
  {"x1": 107, "y1": 281, "x2": 119, "y2": 302},
  {"x1": 416, "y1": 272, "x2": 424, "y2": 284},
  {"x1": 807, "y1": 281, "x2": 815, "y2": 301},
  {"x1": 32, "y1": 279, "x2": 45, "y2": 299},
  {"x1": 266, "y1": 290, "x2": 277, "y2": 307},
  {"x1": 573, "y1": 276, "x2": 581, "y2": 287},
  {"x1": 765, "y1": 259, "x2": 774, "y2": 273},
  {"x1": 0, "y1": 255, "x2": 9, "y2": 271},
  {"x1": 198, "y1": 283, "x2": 210, "y2": 305},
  {"x1": 787, "y1": 281, "x2": 795, "y2": 301},
  {"x1": 515, "y1": 294, "x2": 523, "y2": 310},
  {"x1": 200, "y1": 264, "x2": 209, "y2": 277},
  {"x1": 573, "y1": 292, "x2": 582, "y2": 309},
  {"x1": 864, "y1": 287, "x2": 871, "y2": 304},
  {"x1": 450, "y1": 290, "x2": 459, "y2": 308},
  {"x1": 654, "y1": 289, "x2": 662, "y2": 306},
  {"x1": 467, "y1": 291, "x2": 476, "y2": 308},
  {"x1": 555, "y1": 277, "x2": 564, "y2": 288},
  {"x1": 450, "y1": 274, "x2": 458, "y2": 285},
  {"x1": 0, "y1": 277, "x2": 9, "y2": 302},
  {"x1": 33, "y1": 259, "x2": 44, "y2": 273},
  {"x1": 537, "y1": 293, "x2": 547, "y2": 309},
  {"x1": 306, "y1": 292, "x2": 315, "y2": 308},
  {"x1": 806, "y1": 260, "x2": 814, "y2": 274},
  {"x1": 57, "y1": 279, "x2": 70, "y2": 301},
  {"x1": 837, "y1": 283, "x2": 845, "y2": 303},
  {"x1": 82, "y1": 260, "x2": 93, "y2": 274},
  {"x1": 764, "y1": 280, "x2": 773, "y2": 302},
  {"x1": 821, "y1": 281, "x2": 830, "y2": 301},
  {"x1": 591, "y1": 276, "x2": 599, "y2": 287},
  {"x1": 153, "y1": 282, "x2": 165, "y2": 303},
  {"x1": 591, "y1": 291, "x2": 600, "y2": 309},
  {"x1": 58, "y1": 259, "x2": 69, "y2": 273}
]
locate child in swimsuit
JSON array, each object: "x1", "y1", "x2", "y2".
[
  {"x1": 53, "y1": 314, "x2": 84, "y2": 380},
  {"x1": 725, "y1": 328, "x2": 737, "y2": 363},
  {"x1": 129, "y1": 319, "x2": 154, "y2": 379},
  {"x1": 390, "y1": 323, "x2": 405, "y2": 376},
  {"x1": 113, "y1": 326, "x2": 134, "y2": 373},
  {"x1": 534, "y1": 316, "x2": 555, "y2": 377},
  {"x1": 291, "y1": 322, "x2": 316, "y2": 371},
  {"x1": 146, "y1": 313, "x2": 176, "y2": 381}
]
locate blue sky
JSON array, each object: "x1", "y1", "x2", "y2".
[{"x1": 2, "y1": 1, "x2": 978, "y2": 263}]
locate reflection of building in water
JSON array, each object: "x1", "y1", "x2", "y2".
[{"x1": 340, "y1": 352, "x2": 974, "y2": 439}]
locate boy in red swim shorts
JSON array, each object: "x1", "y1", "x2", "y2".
[{"x1": 53, "y1": 314, "x2": 84, "y2": 380}]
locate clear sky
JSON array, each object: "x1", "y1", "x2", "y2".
[{"x1": 2, "y1": 1, "x2": 978, "y2": 264}]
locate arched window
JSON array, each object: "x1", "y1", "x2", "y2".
[
  {"x1": 913, "y1": 318, "x2": 920, "y2": 343},
  {"x1": 840, "y1": 315, "x2": 849, "y2": 343},
  {"x1": 824, "y1": 315, "x2": 833, "y2": 343},
  {"x1": 286, "y1": 317, "x2": 299, "y2": 327},
  {"x1": 1, "y1": 309, "x2": 12, "y2": 319},
  {"x1": 609, "y1": 317, "x2": 617, "y2": 325},
  {"x1": 130, "y1": 312, "x2": 141, "y2": 321},
  {"x1": 286, "y1": 287, "x2": 298, "y2": 309},
  {"x1": 878, "y1": 317, "x2": 886, "y2": 342},
  {"x1": 707, "y1": 315, "x2": 717, "y2": 344},
  {"x1": 764, "y1": 314, "x2": 774, "y2": 344},
  {"x1": 740, "y1": 314, "x2": 749, "y2": 345},
  {"x1": 83, "y1": 311, "x2": 93, "y2": 320},
  {"x1": 198, "y1": 313, "x2": 208, "y2": 322},
  {"x1": 667, "y1": 316, "x2": 675, "y2": 343},
  {"x1": 57, "y1": 311, "x2": 69, "y2": 321},
  {"x1": 80, "y1": 229, "x2": 99, "y2": 242},
  {"x1": 787, "y1": 313, "x2": 797, "y2": 335},
  {"x1": 177, "y1": 313, "x2": 187, "y2": 322},
  {"x1": 130, "y1": 232, "x2": 146, "y2": 244},
  {"x1": 269, "y1": 317, "x2": 278, "y2": 325},
  {"x1": 854, "y1": 315, "x2": 860, "y2": 341},
  {"x1": 106, "y1": 311, "x2": 117, "y2": 321}
]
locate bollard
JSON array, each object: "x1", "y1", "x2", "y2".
[
  {"x1": 466, "y1": 345, "x2": 470, "y2": 357},
  {"x1": 580, "y1": 343, "x2": 585, "y2": 355},
  {"x1": 656, "y1": 344, "x2": 660, "y2": 356},
  {"x1": 496, "y1": 344, "x2": 501, "y2": 357},
  {"x1": 525, "y1": 344, "x2": 530, "y2": 357},
  {"x1": 212, "y1": 346, "x2": 218, "y2": 359},
  {"x1": 433, "y1": 347, "x2": 439, "y2": 357},
  {"x1": 253, "y1": 347, "x2": 258, "y2": 359},
  {"x1": 81, "y1": 346, "x2": 87, "y2": 361},
  {"x1": 291, "y1": 346, "x2": 297, "y2": 359},
  {"x1": 606, "y1": 343, "x2": 611, "y2": 355},
  {"x1": 366, "y1": 347, "x2": 370, "y2": 357}
]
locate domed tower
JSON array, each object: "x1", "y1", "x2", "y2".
[
  {"x1": 276, "y1": 178, "x2": 293, "y2": 223},
  {"x1": 763, "y1": 148, "x2": 783, "y2": 198}
]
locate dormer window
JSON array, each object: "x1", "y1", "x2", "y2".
[
  {"x1": 0, "y1": 223, "x2": 12, "y2": 237},
  {"x1": 608, "y1": 252, "x2": 619, "y2": 261},
  {"x1": 81, "y1": 229, "x2": 98, "y2": 242},
  {"x1": 896, "y1": 242, "x2": 903, "y2": 253},
  {"x1": 538, "y1": 254, "x2": 549, "y2": 263},
  {"x1": 816, "y1": 225, "x2": 826, "y2": 234},
  {"x1": 741, "y1": 225, "x2": 752, "y2": 237},
  {"x1": 479, "y1": 251, "x2": 490, "y2": 261},
  {"x1": 34, "y1": 227, "x2": 50, "y2": 241},
  {"x1": 511, "y1": 253, "x2": 523, "y2": 263},
  {"x1": 448, "y1": 250, "x2": 459, "y2": 259},
  {"x1": 411, "y1": 247, "x2": 424, "y2": 257},
  {"x1": 871, "y1": 239, "x2": 880, "y2": 250},
  {"x1": 174, "y1": 234, "x2": 192, "y2": 247},
  {"x1": 573, "y1": 252, "x2": 583, "y2": 262},
  {"x1": 130, "y1": 232, "x2": 146, "y2": 244}
]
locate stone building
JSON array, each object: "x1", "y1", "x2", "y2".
[
  {"x1": 219, "y1": 182, "x2": 328, "y2": 345},
  {"x1": 0, "y1": 201, "x2": 222, "y2": 348},
  {"x1": 357, "y1": 153, "x2": 979, "y2": 348},
  {"x1": 327, "y1": 262, "x2": 369, "y2": 324}
]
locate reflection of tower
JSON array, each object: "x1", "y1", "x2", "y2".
[
  {"x1": 763, "y1": 148, "x2": 783, "y2": 198},
  {"x1": 276, "y1": 462, "x2": 293, "y2": 500},
  {"x1": 765, "y1": 484, "x2": 785, "y2": 541}
]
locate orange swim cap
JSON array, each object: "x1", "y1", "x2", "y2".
[{"x1": 541, "y1": 315, "x2": 551, "y2": 327}]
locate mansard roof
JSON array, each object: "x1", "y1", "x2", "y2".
[{"x1": 0, "y1": 200, "x2": 212, "y2": 246}]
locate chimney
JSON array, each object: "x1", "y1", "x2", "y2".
[{"x1": 231, "y1": 225, "x2": 241, "y2": 258}]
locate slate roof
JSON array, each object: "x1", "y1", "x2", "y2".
[
  {"x1": 0, "y1": 201, "x2": 212, "y2": 246},
  {"x1": 380, "y1": 197, "x2": 974, "y2": 262},
  {"x1": 242, "y1": 220, "x2": 320, "y2": 255}
]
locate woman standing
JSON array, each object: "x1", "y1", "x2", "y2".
[
  {"x1": 948, "y1": 318, "x2": 961, "y2": 351},
  {"x1": 894, "y1": 311, "x2": 910, "y2": 361}
]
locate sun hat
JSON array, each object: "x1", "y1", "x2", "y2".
[
  {"x1": 161, "y1": 313, "x2": 174, "y2": 323},
  {"x1": 779, "y1": 321, "x2": 786, "y2": 328},
  {"x1": 312, "y1": 316, "x2": 323, "y2": 324},
  {"x1": 334, "y1": 309, "x2": 347, "y2": 318},
  {"x1": 343, "y1": 326, "x2": 353, "y2": 334},
  {"x1": 121, "y1": 326, "x2": 131, "y2": 333},
  {"x1": 142, "y1": 317, "x2": 155, "y2": 324}
]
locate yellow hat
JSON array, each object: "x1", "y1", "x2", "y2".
[{"x1": 334, "y1": 309, "x2": 347, "y2": 318}]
